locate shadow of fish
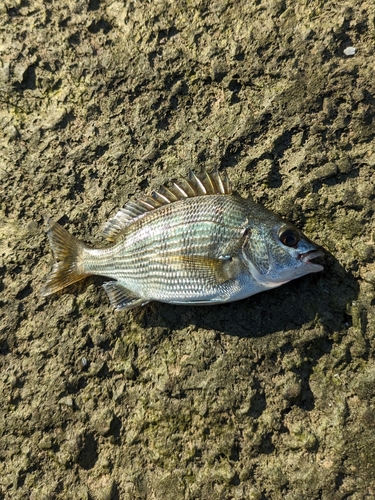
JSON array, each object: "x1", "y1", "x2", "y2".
[{"x1": 41, "y1": 169, "x2": 324, "y2": 311}]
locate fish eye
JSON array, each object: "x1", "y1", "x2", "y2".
[{"x1": 278, "y1": 226, "x2": 300, "y2": 247}]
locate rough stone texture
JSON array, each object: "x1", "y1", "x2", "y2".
[{"x1": 1, "y1": 0, "x2": 374, "y2": 499}]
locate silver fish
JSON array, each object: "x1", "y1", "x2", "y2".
[{"x1": 41, "y1": 169, "x2": 324, "y2": 310}]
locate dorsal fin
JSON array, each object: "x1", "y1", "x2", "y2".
[{"x1": 102, "y1": 168, "x2": 232, "y2": 241}]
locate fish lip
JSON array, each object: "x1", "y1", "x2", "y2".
[{"x1": 299, "y1": 249, "x2": 324, "y2": 271}]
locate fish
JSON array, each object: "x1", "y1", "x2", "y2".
[{"x1": 41, "y1": 168, "x2": 324, "y2": 311}]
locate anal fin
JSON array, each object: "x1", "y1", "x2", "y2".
[{"x1": 102, "y1": 282, "x2": 149, "y2": 311}]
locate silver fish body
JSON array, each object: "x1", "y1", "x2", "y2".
[{"x1": 41, "y1": 169, "x2": 324, "y2": 310}]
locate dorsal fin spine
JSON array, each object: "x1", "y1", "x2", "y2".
[
  {"x1": 198, "y1": 168, "x2": 215, "y2": 193},
  {"x1": 137, "y1": 199, "x2": 156, "y2": 210},
  {"x1": 188, "y1": 169, "x2": 207, "y2": 195},
  {"x1": 152, "y1": 191, "x2": 171, "y2": 204},
  {"x1": 172, "y1": 182, "x2": 188, "y2": 198}
]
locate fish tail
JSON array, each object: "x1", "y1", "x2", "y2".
[{"x1": 41, "y1": 219, "x2": 90, "y2": 297}]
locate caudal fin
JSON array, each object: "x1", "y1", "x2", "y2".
[{"x1": 41, "y1": 219, "x2": 89, "y2": 297}]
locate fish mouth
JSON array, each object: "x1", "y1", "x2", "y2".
[{"x1": 299, "y1": 249, "x2": 324, "y2": 271}]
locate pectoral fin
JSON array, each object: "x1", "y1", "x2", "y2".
[{"x1": 161, "y1": 255, "x2": 238, "y2": 285}]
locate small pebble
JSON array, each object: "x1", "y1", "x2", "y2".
[
  {"x1": 343, "y1": 47, "x2": 356, "y2": 56},
  {"x1": 58, "y1": 396, "x2": 74, "y2": 407}
]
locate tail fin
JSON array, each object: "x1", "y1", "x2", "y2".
[{"x1": 41, "y1": 219, "x2": 89, "y2": 297}]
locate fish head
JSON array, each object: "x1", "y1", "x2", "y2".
[{"x1": 241, "y1": 220, "x2": 324, "y2": 288}]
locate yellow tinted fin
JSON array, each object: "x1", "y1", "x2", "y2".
[
  {"x1": 41, "y1": 219, "x2": 89, "y2": 297},
  {"x1": 159, "y1": 255, "x2": 237, "y2": 285}
]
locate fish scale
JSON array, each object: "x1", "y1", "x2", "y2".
[
  {"x1": 82, "y1": 196, "x2": 249, "y2": 301},
  {"x1": 41, "y1": 168, "x2": 324, "y2": 310}
]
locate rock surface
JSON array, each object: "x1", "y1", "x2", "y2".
[{"x1": 1, "y1": 0, "x2": 374, "y2": 498}]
